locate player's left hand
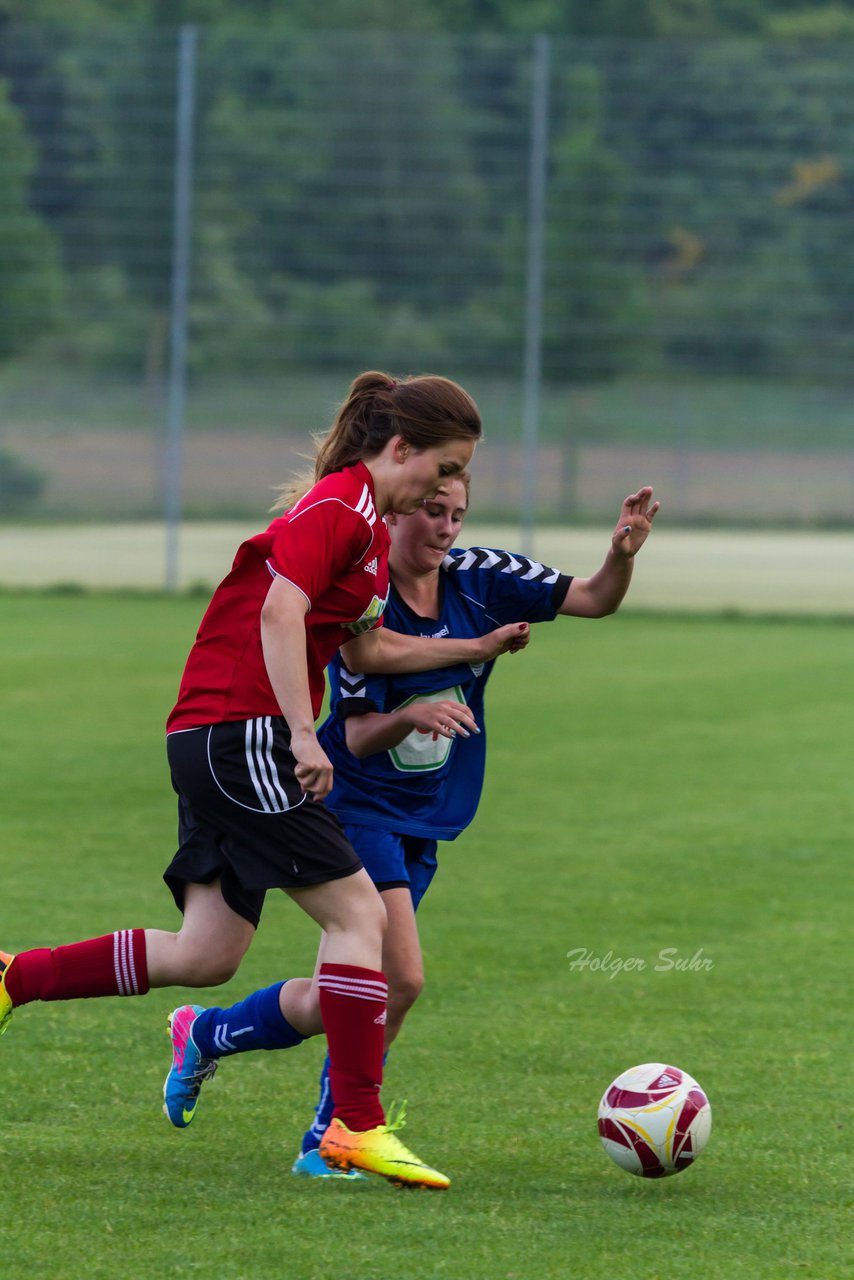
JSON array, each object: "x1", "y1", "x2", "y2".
[{"x1": 611, "y1": 486, "x2": 660, "y2": 558}]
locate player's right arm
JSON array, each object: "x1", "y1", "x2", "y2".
[
  {"x1": 260, "y1": 574, "x2": 333, "y2": 799},
  {"x1": 343, "y1": 699, "x2": 478, "y2": 759}
]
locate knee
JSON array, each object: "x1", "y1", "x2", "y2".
[
  {"x1": 357, "y1": 881, "x2": 388, "y2": 935},
  {"x1": 371, "y1": 891, "x2": 389, "y2": 940},
  {"x1": 329, "y1": 880, "x2": 387, "y2": 940},
  {"x1": 389, "y1": 969, "x2": 424, "y2": 1014},
  {"x1": 281, "y1": 977, "x2": 323, "y2": 1037},
  {"x1": 195, "y1": 954, "x2": 242, "y2": 987},
  {"x1": 177, "y1": 942, "x2": 245, "y2": 988}
]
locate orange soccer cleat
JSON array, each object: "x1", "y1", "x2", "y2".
[{"x1": 319, "y1": 1104, "x2": 450, "y2": 1190}]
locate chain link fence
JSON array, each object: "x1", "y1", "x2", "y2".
[{"x1": 1, "y1": 25, "x2": 853, "y2": 570}]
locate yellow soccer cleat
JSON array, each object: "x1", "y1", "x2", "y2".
[
  {"x1": 0, "y1": 952, "x2": 16, "y2": 1036},
  {"x1": 319, "y1": 1105, "x2": 450, "y2": 1191}
]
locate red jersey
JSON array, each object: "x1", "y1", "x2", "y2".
[{"x1": 167, "y1": 461, "x2": 390, "y2": 732}]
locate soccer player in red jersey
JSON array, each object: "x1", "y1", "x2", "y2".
[{"x1": 0, "y1": 370, "x2": 530, "y2": 1189}]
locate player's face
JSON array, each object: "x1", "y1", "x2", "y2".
[
  {"x1": 389, "y1": 477, "x2": 468, "y2": 573},
  {"x1": 390, "y1": 437, "x2": 475, "y2": 514}
]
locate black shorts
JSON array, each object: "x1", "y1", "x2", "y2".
[{"x1": 163, "y1": 717, "x2": 363, "y2": 927}]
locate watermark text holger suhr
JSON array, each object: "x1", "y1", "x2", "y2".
[{"x1": 566, "y1": 947, "x2": 714, "y2": 980}]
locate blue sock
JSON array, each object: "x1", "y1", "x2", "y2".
[
  {"x1": 301, "y1": 1050, "x2": 390, "y2": 1154},
  {"x1": 191, "y1": 981, "x2": 306, "y2": 1059},
  {"x1": 301, "y1": 1055, "x2": 335, "y2": 1153}
]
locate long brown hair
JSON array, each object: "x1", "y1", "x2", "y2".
[{"x1": 275, "y1": 370, "x2": 482, "y2": 509}]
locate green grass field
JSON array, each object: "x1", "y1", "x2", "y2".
[{"x1": 1, "y1": 593, "x2": 851, "y2": 1279}]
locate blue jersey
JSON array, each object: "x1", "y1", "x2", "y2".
[{"x1": 318, "y1": 547, "x2": 572, "y2": 840}]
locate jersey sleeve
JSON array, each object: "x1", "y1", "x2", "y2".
[
  {"x1": 442, "y1": 546, "x2": 572, "y2": 625},
  {"x1": 330, "y1": 655, "x2": 386, "y2": 719},
  {"x1": 267, "y1": 500, "x2": 371, "y2": 607}
]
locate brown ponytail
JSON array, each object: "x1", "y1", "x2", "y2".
[{"x1": 275, "y1": 370, "x2": 482, "y2": 509}]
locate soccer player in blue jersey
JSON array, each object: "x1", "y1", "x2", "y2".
[
  {"x1": 161, "y1": 472, "x2": 658, "y2": 1179},
  {"x1": 290, "y1": 475, "x2": 659, "y2": 1175}
]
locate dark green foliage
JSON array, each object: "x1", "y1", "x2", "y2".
[
  {"x1": 3, "y1": 5, "x2": 854, "y2": 387},
  {"x1": 0, "y1": 77, "x2": 61, "y2": 358},
  {"x1": 0, "y1": 448, "x2": 46, "y2": 512}
]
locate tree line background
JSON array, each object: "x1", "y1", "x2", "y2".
[{"x1": 1, "y1": 0, "x2": 853, "y2": 523}]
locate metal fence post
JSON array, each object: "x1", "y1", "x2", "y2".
[
  {"x1": 520, "y1": 33, "x2": 550, "y2": 556},
  {"x1": 164, "y1": 24, "x2": 197, "y2": 592}
]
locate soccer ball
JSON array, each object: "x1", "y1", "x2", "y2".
[{"x1": 597, "y1": 1062, "x2": 712, "y2": 1178}]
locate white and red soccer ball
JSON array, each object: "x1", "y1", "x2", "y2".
[{"x1": 597, "y1": 1062, "x2": 712, "y2": 1178}]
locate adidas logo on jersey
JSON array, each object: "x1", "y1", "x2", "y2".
[{"x1": 363, "y1": 557, "x2": 378, "y2": 576}]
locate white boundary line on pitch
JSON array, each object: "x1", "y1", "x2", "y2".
[{"x1": 0, "y1": 523, "x2": 852, "y2": 616}]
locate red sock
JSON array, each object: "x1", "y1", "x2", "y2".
[
  {"x1": 318, "y1": 963, "x2": 387, "y2": 1132},
  {"x1": 5, "y1": 931, "x2": 150, "y2": 1005}
]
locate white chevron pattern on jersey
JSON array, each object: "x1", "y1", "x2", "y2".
[
  {"x1": 339, "y1": 665, "x2": 368, "y2": 699},
  {"x1": 443, "y1": 546, "x2": 559, "y2": 584}
]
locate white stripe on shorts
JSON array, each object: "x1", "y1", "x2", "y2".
[
  {"x1": 259, "y1": 717, "x2": 291, "y2": 811},
  {"x1": 244, "y1": 717, "x2": 291, "y2": 813}
]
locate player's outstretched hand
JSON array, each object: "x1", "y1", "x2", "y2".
[
  {"x1": 478, "y1": 622, "x2": 531, "y2": 661},
  {"x1": 611, "y1": 486, "x2": 660, "y2": 557}
]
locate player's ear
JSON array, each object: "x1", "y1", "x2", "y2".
[
  {"x1": 391, "y1": 434, "x2": 409, "y2": 464},
  {"x1": 386, "y1": 511, "x2": 398, "y2": 526}
]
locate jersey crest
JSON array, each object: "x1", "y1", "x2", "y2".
[{"x1": 388, "y1": 686, "x2": 467, "y2": 773}]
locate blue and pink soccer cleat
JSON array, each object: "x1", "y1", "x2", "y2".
[{"x1": 163, "y1": 1004, "x2": 218, "y2": 1128}]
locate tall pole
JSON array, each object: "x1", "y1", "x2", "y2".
[
  {"x1": 164, "y1": 24, "x2": 197, "y2": 592},
  {"x1": 520, "y1": 34, "x2": 550, "y2": 557}
]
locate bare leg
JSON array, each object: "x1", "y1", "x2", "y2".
[
  {"x1": 278, "y1": 869, "x2": 386, "y2": 1037},
  {"x1": 377, "y1": 887, "x2": 424, "y2": 1048},
  {"x1": 145, "y1": 880, "x2": 256, "y2": 988},
  {"x1": 307, "y1": 885, "x2": 421, "y2": 1046},
  {"x1": 293, "y1": 885, "x2": 424, "y2": 1156}
]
